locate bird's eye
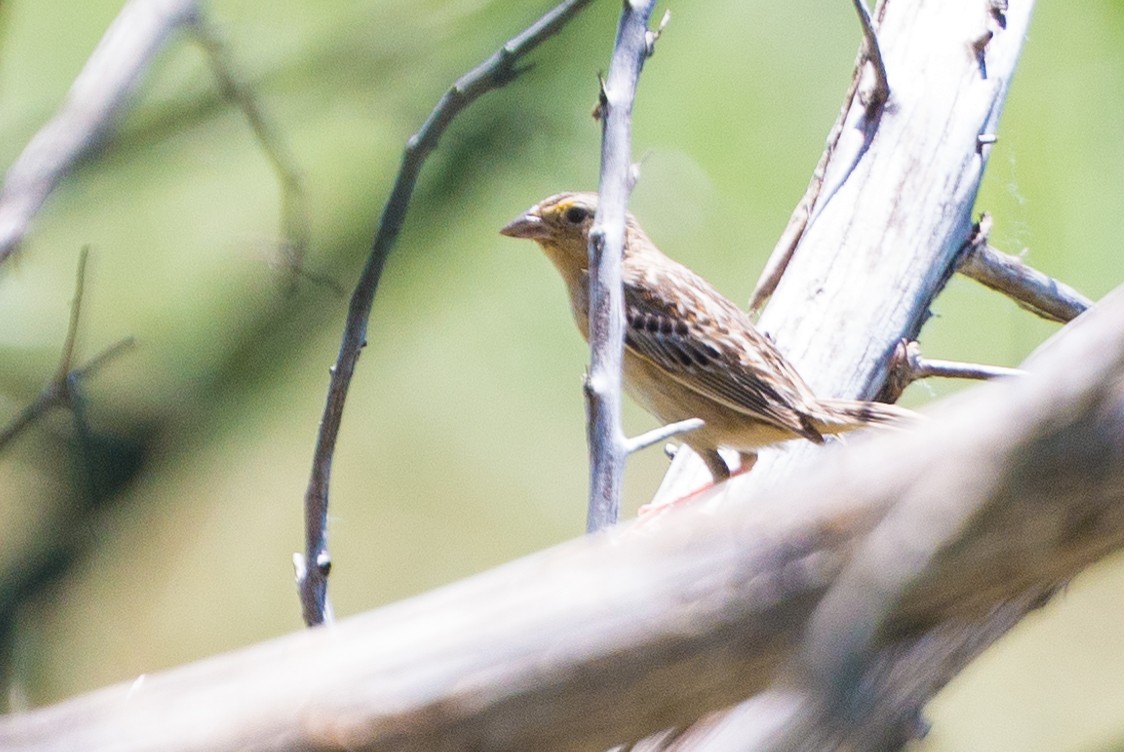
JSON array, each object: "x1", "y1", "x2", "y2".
[{"x1": 564, "y1": 206, "x2": 590, "y2": 224}]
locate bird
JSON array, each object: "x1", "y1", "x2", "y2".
[{"x1": 499, "y1": 191, "x2": 912, "y2": 484}]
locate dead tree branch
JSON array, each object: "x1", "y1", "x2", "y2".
[
  {"x1": 0, "y1": 283, "x2": 1121, "y2": 752},
  {"x1": 957, "y1": 215, "x2": 1091, "y2": 323},
  {"x1": 0, "y1": 249, "x2": 135, "y2": 452},
  {"x1": 585, "y1": 0, "x2": 661, "y2": 532}
]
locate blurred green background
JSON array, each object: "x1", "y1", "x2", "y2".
[{"x1": 0, "y1": 0, "x2": 1121, "y2": 749}]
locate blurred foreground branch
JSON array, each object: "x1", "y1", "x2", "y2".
[
  {"x1": 0, "y1": 0, "x2": 199, "y2": 264},
  {"x1": 1, "y1": 284, "x2": 1122, "y2": 752},
  {"x1": 0, "y1": 249, "x2": 135, "y2": 452}
]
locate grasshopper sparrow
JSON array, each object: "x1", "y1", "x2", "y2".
[{"x1": 500, "y1": 191, "x2": 911, "y2": 483}]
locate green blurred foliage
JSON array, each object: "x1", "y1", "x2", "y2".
[{"x1": 0, "y1": 0, "x2": 1121, "y2": 748}]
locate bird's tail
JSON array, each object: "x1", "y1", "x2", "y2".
[{"x1": 811, "y1": 398, "x2": 917, "y2": 436}]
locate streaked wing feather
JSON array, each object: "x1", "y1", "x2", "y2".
[{"x1": 621, "y1": 264, "x2": 818, "y2": 437}]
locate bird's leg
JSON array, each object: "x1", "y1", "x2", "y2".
[
  {"x1": 700, "y1": 449, "x2": 732, "y2": 483},
  {"x1": 735, "y1": 451, "x2": 758, "y2": 476},
  {"x1": 638, "y1": 449, "x2": 760, "y2": 520}
]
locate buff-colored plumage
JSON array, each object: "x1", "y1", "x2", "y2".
[{"x1": 500, "y1": 191, "x2": 910, "y2": 482}]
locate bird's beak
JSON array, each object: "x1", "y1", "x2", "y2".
[{"x1": 499, "y1": 208, "x2": 548, "y2": 240}]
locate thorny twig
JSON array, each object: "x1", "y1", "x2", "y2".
[{"x1": 584, "y1": 0, "x2": 662, "y2": 533}]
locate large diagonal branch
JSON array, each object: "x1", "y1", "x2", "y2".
[{"x1": 1, "y1": 283, "x2": 1120, "y2": 752}]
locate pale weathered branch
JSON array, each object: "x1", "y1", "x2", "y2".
[
  {"x1": 651, "y1": 0, "x2": 1041, "y2": 747},
  {"x1": 1, "y1": 283, "x2": 1121, "y2": 752},
  {"x1": 585, "y1": 0, "x2": 660, "y2": 532},
  {"x1": 0, "y1": 0, "x2": 199, "y2": 265},
  {"x1": 298, "y1": 0, "x2": 595, "y2": 626}
]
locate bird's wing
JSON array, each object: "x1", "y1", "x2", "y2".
[{"x1": 620, "y1": 264, "x2": 821, "y2": 439}]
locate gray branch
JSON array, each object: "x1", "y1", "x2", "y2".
[
  {"x1": 0, "y1": 248, "x2": 136, "y2": 452},
  {"x1": 584, "y1": 0, "x2": 660, "y2": 533},
  {"x1": 957, "y1": 215, "x2": 1092, "y2": 323}
]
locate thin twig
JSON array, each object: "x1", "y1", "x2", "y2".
[
  {"x1": 912, "y1": 357, "x2": 1023, "y2": 381},
  {"x1": 297, "y1": 0, "x2": 596, "y2": 627},
  {"x1": 881, "y1": 339, "x2": 1022, "y2": 402},
  {"x1": 0, "y1": 249, "x2": 135, "y2": 452},
  {"x1": 55, "y1": 247, "x2": 90, "y2": 381},
  {"x1": 189, "y1": 16, "x2": 314, "y2": 291},
  {"x1": 585, "y1": 0, "x2": 660, "y2": 533},
  {"x1": 0, "y1": 0, "x2": 199, "y2": 265},
  {"x1": 957, "y1": 215, "x2": 1091, "y2": 323},
  {"x1": 623, "y1": 418, "x2": 703, "y2": 456}
]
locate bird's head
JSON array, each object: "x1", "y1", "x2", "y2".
[{"x1": 500, "y1": 192, "x2": 599, "y2": 280}]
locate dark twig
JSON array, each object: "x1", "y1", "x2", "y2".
[
  {"x1": 0, "y1": 0, "x2": 199, "y2": 265},
  {"x1": 297, "y1": 0, "x2": 595, "y2": 627},
  {"x1": 585, "y1": 0, "x2": 660, "y2": 533},
  {"x1": 0, "y1": 250, "x2": 135, "y2": 452},
  {"x1": 957, "y1": 215, "x2": 1091, "y2": 323},
  {"x1": 189, "y1": 16, "x2": 313, "y2": 291}
]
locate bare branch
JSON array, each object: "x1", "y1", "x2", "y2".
[
  {"x1": 298, "y1": 0, "x2": 596, "y2": 626},
  {"x1": 0, "y1": 0, "x2": 199, "y2": 265},
  {"x1": 0, "y1": 250, "x2": 135, "y2": 452},
  {"x1": 585, "y1": 0, "x2": 660, "y2": 533},
  {"x1": 55, "y1": 247, "x2": 90, "y2": 381},
  {"x1": 957, "y1": 215, "x2": 1092, "y2": 323}
]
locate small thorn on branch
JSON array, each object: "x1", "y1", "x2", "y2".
[
  {"x1": 644, "y1": 9, "x2": 670, "y2": 57},
  {"x1": 957, "y1": 213, "x2": 1092, "y2": 323},
  {"x1": 592, "y1": 72, "x2": 608, "y2": 121},
  {"x1": 989, "y1": 0, "x2": 1008, "y2": 28}
]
